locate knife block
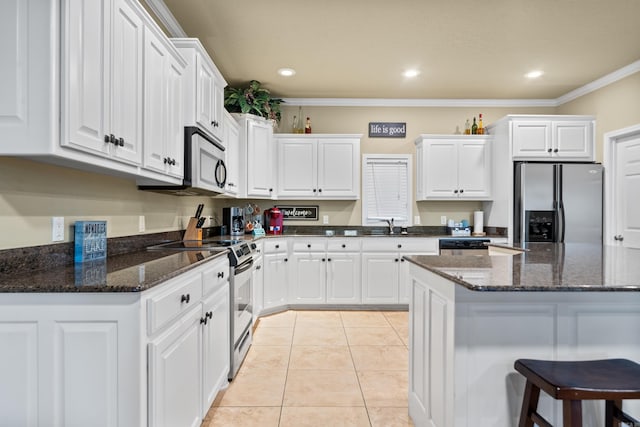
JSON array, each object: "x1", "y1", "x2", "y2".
[{"x1": 183, "y1": 217, "x2": 203, "y2": 241}]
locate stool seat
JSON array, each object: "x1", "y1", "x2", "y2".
[{"x1": 514, "y1": 358, "x2": 640, "y2": 427}]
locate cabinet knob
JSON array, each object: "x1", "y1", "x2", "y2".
[
  {"x1": 318, "y1": 188, "x2": 322, "y2": 193},
  {"x1": 217, "y1": 271, "x2": 224, "y2": 278},
  {"x1": 181, "y1": 294, "x2": 190, "y2": 303},
  {"x1": 459, "y1": 189, "x2": 464, "y2": 193},
  {"x1": 104, "y1": 135, "x2": 110, "y2": 143},
  {"x1": 398, "y1": 244, "x2": 402, "y2": 249},
  {"x1": 313, "y1": 189, "x2": 317, "y2": 193},
  {"x1": 206, "y1": 311, "x2": 213, "y2": 319},
  {"x1": 327, "y1": 258, "x2": 331, "y2": 262},
  {"x1": 200, "y1": 316, "x2": 208, "y2": 325},
  {"x1": 269, "y1": 188, "x2": 273, "y2": 192},
  {"x1": 454, "y1": 189, "x2": 459, "y2": 194},
  {"x1": 322, "y1": 258, "x2": 326, "y2": 262},
  {"x1": 394, "y1": 258, "x2": 399, "y2": 262},
  {"x1": 401, "y1": 258, "x2": 405, "y2": 262},
  {"x1": 553, "y1": 148, "x2": 558, "y2": 153},
  {"x1": 256, "y1": 265, "x2": 261, "y2": 270},
  {"x1": 307, "y1": 244, "x2": 311, "y2": 248},
  {"x1": 284, "y1": 258, "x2": 288, "y2": 262},
  {"x1": 118, "y1": 137, "x2": 124, "y2": 147},
  {"x1": 614, "y1": 235, "x2": 624, "y2": 241},
  {"x1": 163, "y1": 157, "x2": 168, "y2": 164},
  {"x1": 211, "y1": 121, "x2": 219, "y2": 127},
  {"x1": 342, "y1": 244, "x2": 346, "y2": 248},
  {"x1": 109, "y1": 134, "x2": 116, "y2": 145},
  {"x1": 548, "y1": 148, "x2": 553, "y2": 153},
  {"x1": 275, "y1": 245, "x2": 279, "y2": 249}
]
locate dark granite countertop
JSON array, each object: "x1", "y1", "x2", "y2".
[
  {"x1": 0, "y1": 249, "x2": 228, "y2": 293},
  {"x1": 405, "y1": 243, "x2": 640, "y2": 292}
]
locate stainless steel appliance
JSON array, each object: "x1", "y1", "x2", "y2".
[
  {"x1": 439, "y1": 238, "x2": 490, "y2": 255},
  {"x1": 514, "y1": 162, "x2": 603, "y2": 244},
  {"x1": 148, "y1": 237, "x2": 257, "y2": 381},
  {"x1": 138, "y1": 126, "x2": 227, "y2": 195},
  {"x1": 223, "y1": 207, "x2": 245, "y2": 236}
]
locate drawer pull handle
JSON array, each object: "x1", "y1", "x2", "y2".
[
  {"x1": 206, "y1": 311, "x2": 213, "y2": 319},
  {"x1": 181, "y1": 294, "x2": 190, "y2": 304},
  {"x1": 200, "y1": 316, "x2": 208, "y2": 325},
  {"x1": 217, "y1": 271, "x2": 224, "y2": 278},
  {"x1": 256, "y1": 265, "x2": 261, "y2": 270}
]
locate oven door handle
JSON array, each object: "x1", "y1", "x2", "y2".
[{"x1": 234, "y1": 258, "x2": 254, "y2": 275}]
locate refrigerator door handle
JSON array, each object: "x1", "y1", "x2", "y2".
[{"x1": 559, "y1": 200, "x2": 566, "y2": 242}]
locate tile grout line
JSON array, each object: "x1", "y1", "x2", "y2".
[{"x1": 277, "y1": 310, "x2": 296, "y2": 427}]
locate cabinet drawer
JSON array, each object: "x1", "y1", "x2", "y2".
[
  {"x1": 327, "y1": 239, "x2": 361, "y2": 252},
  {"x1": 263, "y1": 239, "x2": 287, "y2": 253},
  {"x1": 292, "y1": 239, "x2": 327, "y2": 252},
  {"x1": 361, "y1": 238, "x2": 405, "y2": 252},
  {"x1": 397, "y1": 238, "x2": 439, "y2": 254},
  {"x1": 202, "y1": 258, "x2": 229, "y2": 297},
  {"x1": 147, "y1": 271, "x2": 203, "y2": 335}
]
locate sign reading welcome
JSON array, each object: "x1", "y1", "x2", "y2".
[
  {"x1": 368, "y1": 122, "x2": 406, "y2": 138},
  {"x1": 279, "y1": 205, "x2": 319, "y2": 221}
]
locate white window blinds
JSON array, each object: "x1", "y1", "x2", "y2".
[{"x1": 362, "y1": 154, "x2": 412, "y2": 226}]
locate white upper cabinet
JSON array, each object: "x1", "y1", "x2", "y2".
[
  {"x1": 415, "y1": 135, "x2": 492, "y2": 200},
  {"x1": 223, "y1": 111, "x2": 240, "y2": 197},
  {"x1": 63, "y1": 0, "x2": 143, "y2": 165},
  {"x1": 510, "y1": 116, "x2": 595, "y2": 161},
  {"x1": 276, "y1": 134, "x2": 361, "y2": 199},
  {"x1": 235, "y1": 114, "x2": 276, "y2": 198},
  {"x1": 173, "y1": 39, "x2": 227, "y2": 143},
  {"x1": 142, "y1": 25, "x2": 186, "y2": 180}
]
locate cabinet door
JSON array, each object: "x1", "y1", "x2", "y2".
[
  {"x1": 63, "y1": 0, "x2": 111, "y2": 156},
  {"x1": 553, "y1": 121, "x2": 594, "y2": 160},
  {"x1": 142, "y1": 26, "x2": 168, "y2": 174},
  {"x1": 457, "y1": 139, "x2": 491, "y2": 199},
  {"x1": 290, "y1": 252, "x2": 326, "y2": 304},
  {"x1": 326, "y1": 253, "x2": 361, "y2": 304},
  {"x1": 423, "y1": 141, "x2": 459, "y2": 199},
  {"x1": 109, "y1": 0, "x2": 143, "y2": 165},
  {"x1": 246, "y1": 119, "x2": 274, "y2": 198},
  {"x1": 195, "y1": 55, "x2": 215, "y2": 137},
  {"x1": 209, "y1": 77, "x2": 225, "y2": 142},
  {"x1": 277, "y1": 138, "x2": 317, "y2": 198},
  {"x1": 165, "y1": 55, "x2": 185, "y2": 178},
  {"x1": 201, "y1": 287, "x2": 229, "y2": 416},
  {"x1": 149, "y1": 307, "x2": 202, "y2": 427},
  {"x1": 512, "y1": 120, "x2": 552, "y2": 159},
  {"x1": 263, "y1": 254, "x2": 289, "y2": 309},
  {"x1": 317, "y1": 138, "x2": 359, "y2": 198},
  {"x1": 361, "y1": 253, "x2": 400, "y2": 303},
  {"x1": 224, "y1": 113, "x2": 240, "y2": 196}
]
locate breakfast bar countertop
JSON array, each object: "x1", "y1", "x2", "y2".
[{"x1": 405, "y1": 242, "x2": 640, "y2": 291}]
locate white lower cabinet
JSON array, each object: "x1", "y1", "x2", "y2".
[
  {"x1": 326, "y1": 240, "x2": 362, "y2": 304},
  {"x1": 148, "y1": 306, "x2": 203, "y2": 427},
  {"x1": 262, "y1": 239, "x2": 289, "y2": 309},
  {"x1": 0, "y1": 255, "x2": 230, "y2": 427},
  {"x1": 362, "y1": 238, "x2": 439, "y2": 304}
]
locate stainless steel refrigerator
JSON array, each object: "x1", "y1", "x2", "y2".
[{"x1": 514, "y1": 162, "x2": 603, "y2": 244}]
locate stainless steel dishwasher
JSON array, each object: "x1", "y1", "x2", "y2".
[{"x1": 439, "y1": 238, "x2": 490, "y2": 255}]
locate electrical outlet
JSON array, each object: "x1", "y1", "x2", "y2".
[
  {"x1": 414, "y1": 215, "x2": 421, "y2": 225},
  {"x1": 138, "y1": 215, "x2": 145, "y2": 232},
  {"x1": 52, "y1": 217, "x2": 65, "y2": 242},
  {"x1": 323, "y1": 215, "x2": 329, "y2": 225},
  {"x1": 441, "y1": 216, "x2": 447, "y2": 225}
]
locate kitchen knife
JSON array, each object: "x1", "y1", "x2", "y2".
[
  {"x1": 194, "y1": 203, "x2": 204, "y2": 219},
  {"x1": 196, "y1": 217, "x2": 206, "y2": 228}
]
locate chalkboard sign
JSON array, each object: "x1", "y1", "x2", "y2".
[
  {"x1": 279, "y1": 205, "x2": 319, "y2": 221},
  {"x1": 368, "y1": 122, "x2": 406, "y2": 138}
]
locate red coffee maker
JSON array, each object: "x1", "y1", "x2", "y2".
[{"x1": 264, "y1": 206, "x2": 284, "y2": 235}]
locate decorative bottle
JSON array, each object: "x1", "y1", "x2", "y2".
[
  {"x1": 464, "y1": 119, "x2": 471, "y2": 135},
  {"x1": 305, "y1": 117, "x2": 312, "y2": 134},
  {"x1": 477, "y1": 113, "x2": 484, "y2": 135},
  {"x1": 471, "y1": 117, "x2": 478, "y2": 135}
]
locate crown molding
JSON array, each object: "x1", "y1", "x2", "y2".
[
  {"x1": 555, "y1": 59, "x2": 640, "y2": 105},
  {"x1": 144, "y1": 0, "x2": 187, "y2": 37},
  {"x1": 281, "y1": 98, "x2": 558, "y2": 108}
]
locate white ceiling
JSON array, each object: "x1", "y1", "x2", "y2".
[{"x1": 151, "y1": 0, "x2": 640, "y2": 101}]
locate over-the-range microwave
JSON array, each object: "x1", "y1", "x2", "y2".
[{"x1": 138, "y1": 126, "x2": 227, "y2": 196}]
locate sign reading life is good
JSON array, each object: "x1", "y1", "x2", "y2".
[
  {"x1": 279, "y1": 205, "x2": 319, "y2": 221},
  {"x1": 368, "y1": 122, "x2": 406, "y2": 138}
]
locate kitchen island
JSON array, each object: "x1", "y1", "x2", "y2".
[{"x1": 405, "y1": 243, "x2": 640, "y2": 427}]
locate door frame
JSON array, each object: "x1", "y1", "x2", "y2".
[{"x1": 603, "y1": 123, "x2": 640, "y2": 245}]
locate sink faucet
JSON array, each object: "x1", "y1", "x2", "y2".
[{"x1": 385, "y1": 218, "x2": 395, "y2": 234}]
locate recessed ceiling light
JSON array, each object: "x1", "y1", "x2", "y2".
[
  {"x1": 403, "y1": 69, "x2": 420, "y2": 78},
  {"x1": 525, "y1": 70, "x2": 544, "y2": 79},
  {"x1": 277, "y1": 68, "x2": 296, "y2": 77}
]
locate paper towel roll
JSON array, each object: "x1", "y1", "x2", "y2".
[{"x1": 473, "y1": 211, "x2": 484, "y2": 234}]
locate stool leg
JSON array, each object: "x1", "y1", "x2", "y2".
[
  {"x1": 518, "y1": 381, "x2": 540, "y2": 427},
  {"x1": 562, "y1": 400, "x2": 582, "y2": 427},
  {"x1": 605, "y1": 400, "x2": 623, "y2": 427}
]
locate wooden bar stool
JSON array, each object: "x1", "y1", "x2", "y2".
[{"x1": 514, "y1": 358, "x2": 640, "y2": 427}]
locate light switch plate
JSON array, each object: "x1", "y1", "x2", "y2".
[
  {"x1": 323, "y1": 215, "x2": 329, "y2": 224},
  {"x1": 441, "y1": 216, "x2": 447, "y2": 225},
  {"x1": 414, "y1": 215, "x2": 421, "y2": 225},
  {"x1": 138, "y1": 215, "x2": 145, "y2": 232},
  {"x1": 52, "y1": 217, "x2": 64, "y2": 241}
]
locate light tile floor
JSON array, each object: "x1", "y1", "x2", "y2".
[{"x1": 202, "y1": 310, "x2": 414, "y2": 427}]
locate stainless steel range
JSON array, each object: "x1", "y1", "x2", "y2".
[{"x1": 148, "y1": 237, "x2": 257, "y2": 380}]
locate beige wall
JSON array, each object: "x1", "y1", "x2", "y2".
[{"x1": 1, "y1": 74, "x2": 637, "y2": 250}]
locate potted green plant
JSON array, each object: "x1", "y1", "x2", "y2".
[{"x1": 224, "y1": 80, "x2": 283, "y2": 124}]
